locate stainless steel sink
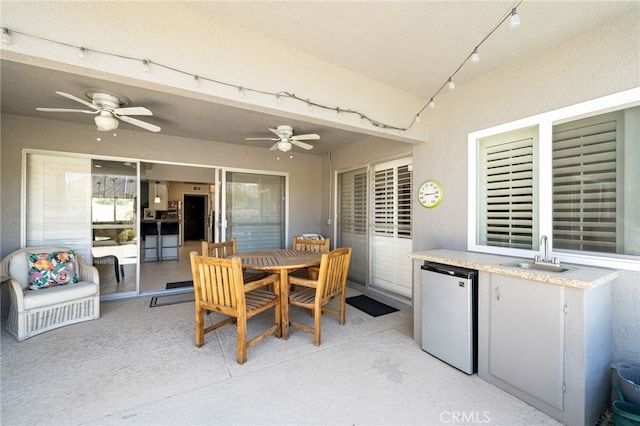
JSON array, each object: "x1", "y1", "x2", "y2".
[{"x1": 502, "y1": 261, "x2": 570, "y2": 273}]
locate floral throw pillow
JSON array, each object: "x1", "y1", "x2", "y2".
[{"x1": 28, "y1": 251, "x2": 79, "y2": 290}]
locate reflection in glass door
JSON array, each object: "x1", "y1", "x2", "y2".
[
  {"x1": 90, "y1": 160, "x2": 138, "y2": 296},
  {"x1": 223, "y1": 171, "x2": 285, "y2": 251}
]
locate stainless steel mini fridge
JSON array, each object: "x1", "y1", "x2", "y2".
[{"x1": 421, "y1": 262, "x2": 478, "y2": 374}]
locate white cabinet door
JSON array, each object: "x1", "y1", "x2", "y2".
[{"x1": 488, "y1": 274, "x2": 565, "y2": 410}]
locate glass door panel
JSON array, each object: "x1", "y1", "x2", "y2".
[{"x1": 224, "y1": 171, "x2": 285, "y2": 251}]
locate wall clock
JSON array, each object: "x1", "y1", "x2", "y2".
[{"x1": 418, "y1": 180, "x2": 444, "y2": 209}]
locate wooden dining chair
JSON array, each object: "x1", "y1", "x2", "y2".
[
  {"x1": 202, "y1": 239, "x2": 269, "y2": 283},
  {"x1": 189, "y1": 251, "x2": 281, "y2": 364},
  {"x1": 288, "y1": 247, "x2": 352, "y2": 346},
  {"x1": 201, "y1": 238, "x2": 237, "y2": 258},
  {"x1": 291, "y1": 236, "x2": 330, "y2": 279},
  {"x1": 292, "y1": 236, "x2": 330, "y2": 253}
]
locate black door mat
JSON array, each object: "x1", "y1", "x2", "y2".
[
  {"x1": 166, "y1": 280, "x2": 193, "y2": 289},
  {"x1": 346, "y1": 295, "x2": 399, "y2": 317},
  {"x1": 150, "y1": 292, "x2": 194, "y2": 307}
]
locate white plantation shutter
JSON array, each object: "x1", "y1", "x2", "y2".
[
  {"x1": 338, "y1": 168, "x2": 367, "y2": 284},
  {"x1": 552, "y1": 113, "x2": 620, "y2": 253},
  {"x1": 479, "y1": 134, "x2": 535, "y2": 250},
  {"x1": 373, "y1": 167, "x2": 394, "y2": 235},
  {"x1": 372, "y1": 164, "x2": 412, "y2": 238},
  {"x1": 371, "y1": 159, "x2": 413, "y2": 298},
  {"x1": 397, "y1": 164, "x2": 413, "y2": 238}
]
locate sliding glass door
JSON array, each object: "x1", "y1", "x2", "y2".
[{"x1": 223, "y1": 171, "x2": 286, "y2": 251}]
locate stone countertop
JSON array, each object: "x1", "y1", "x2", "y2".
[{"x1": 409, "y1": 249, "x2": 618, "y2": 289}]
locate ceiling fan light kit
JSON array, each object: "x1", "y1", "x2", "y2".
[
  {"x1": 94, "y1": 113, "x2": 119, "y2": 131},
  {"x1": 246, "y1": 124, "x2": 319, "y2": 152},
  {"x1": 276, "y1": 141, "x2": 292, "y2": 152}
]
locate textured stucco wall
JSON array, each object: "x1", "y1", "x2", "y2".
[{"x1": 409, "y1": 10, "x2": 640, "y2": 363}]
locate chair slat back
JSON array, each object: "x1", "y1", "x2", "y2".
[
  {"x1": 190, "y1": 252, "x2": 245, "y2": 312},
  {"x1": 202, "y1": 238, "x2": 237, "y2": 258},
  {"x1": 316, "y1": 248, "x2": 352, "y2": 300},
  {"x1": 292, "y1": 237, "x2": 330, "y2": 253}
]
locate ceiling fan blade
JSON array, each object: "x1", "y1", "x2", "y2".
[
  {"x1": 118, "y1": 115, "x2": 161, "y2": 132},
  {"x1": 291, "y1": 140, "x2": 314, "y2": 150},
  {"x1": 113, "y1": 106, "x2": 153, "y2": 116},
  {"x1": 269, "y1": 142, "x2": 280, "y2": 151},
  {"x1": 36, "y1": 107, "x2": 97, "y2": 114},
  {"x1": 291, "y1": 133, "x2": 320, "y2": 141},
  {"x1": 246, "y1": 137, "x2": 279, "y2": 141},
  {"x1": 55, "y1": 91, "x2": 98, "y2": 110}
]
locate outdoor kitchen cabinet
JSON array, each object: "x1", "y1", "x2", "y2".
[{"x1": 478, "y1": 273, "x2": 565, "y2": 412}]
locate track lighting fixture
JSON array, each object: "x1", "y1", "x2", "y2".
[
  {"x1": 193, "y1": 75, "x2": 200, "y2": 87},
  {"x1": 142, "y1": 59, "x2": 150, "y2": 72},
  {"x1": 428, "y1": 99, "x2": 436, "y2": 109},
  {"x1": 78, "y1": 47, "x2": 85, "y2": 59},
  {"x1": 471, "y1": 48, "x2": 480, "y2": 64},
  {"x1": 238, "y1": 87, "x2": 245, "y2": 98},
  {"x1": 510, "y1": 8, "x2": 520, "y2": 29},
  {"x1": 415, "y1": 114, "x2": 421, "y2": 123},
  {"x1": 447, "y1": 78, "x2": 456, "y2": 91}
]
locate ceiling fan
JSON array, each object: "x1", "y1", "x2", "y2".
[
  {"x1": 36, "y1": 91, "x2": 161, "y2": 133},
  {"x1": 246, "y1": 125, "x2": 319, "y2": 152}
]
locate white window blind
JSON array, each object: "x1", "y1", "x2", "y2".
[
  {"x1": 552, "y1": 113, "x2": 619, "y2": 253},
  {"x1": 26, "y1": 153, "x2": 92, "y2": 257},
  {"x1": 479, "y1": 134, "x2": 535, "y2": 250},
  {"x1": 338, "y1": 168, "x2": 368, "y2": 285}
]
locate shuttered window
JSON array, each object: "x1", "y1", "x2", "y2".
[
  {"x1": 397, "y1": 164, "x2": 413, "y2": 238},
  {"x1": 552, "y1": 113, "x2": 620, "y2": 253},
  {"x1": 473, "y1": 100, "x2": 640, "y2": 265},
  {"x1": 340, "y1": 170, "x2": 367, "y2": 235},
  {"x1": 478, "y1": 128, "x2": 537, "y2": 250},
  {"x1": 373, "y1": 163, "x2": 413, "y2": 238}
]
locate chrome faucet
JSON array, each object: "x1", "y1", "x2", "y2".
[
  {"x1": 540, "y1": 235, "x2": 549, "y2": 261},
  {"x1": 535, "y1": 235, "x2": 559, "y2": 264}
]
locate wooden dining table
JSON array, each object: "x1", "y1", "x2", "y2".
[{"x1": 233, "y1": 249, "x2": 322, "y2": 339}]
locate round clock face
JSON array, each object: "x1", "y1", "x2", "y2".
[{"x1": 418, "y1": 180, "x2": 444, "y2": 208}]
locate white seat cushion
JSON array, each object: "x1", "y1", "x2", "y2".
[{"x1": 23, "y1": 282, "x2": 99, "y2": 310}]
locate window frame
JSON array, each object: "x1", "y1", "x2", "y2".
[{"x1": 468, "y1": 87, "x2": 640, "y2": 271}]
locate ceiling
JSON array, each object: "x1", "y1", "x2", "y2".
[{"x1": 1, "y1": 1, "x2": 636, "y2": 155}]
